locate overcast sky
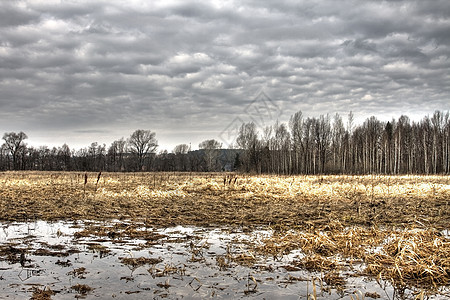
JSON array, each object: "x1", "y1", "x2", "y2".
[{"x1": 1, "y1": 0, "x2": 449, "y2": 151}]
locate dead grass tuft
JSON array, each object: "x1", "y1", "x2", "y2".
[
  {"x1": 120, "y1": 256, "x2": 163, "y2": 268},
  {"x1": 30, "y1": 286, "x2": 54, "y2": 300},
  {"x1": 364, "y1": 228, "x2": 450, "y2": 288},
  {"x1": 71, "y1": 284, "x2": 92, "y2": 294}
]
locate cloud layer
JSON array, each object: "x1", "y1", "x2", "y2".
[{"x1": 1, "y1": 0, "x2": 449, "y2": 150}]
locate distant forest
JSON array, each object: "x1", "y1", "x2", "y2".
[{"x1": 1, "y1": 110, "x2": 449, "y2": 174}]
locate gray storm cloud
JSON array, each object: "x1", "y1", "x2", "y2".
[{"x1": 0, "y1": 0, "x2": 449, "y2": 150}]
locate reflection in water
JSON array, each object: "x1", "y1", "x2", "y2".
[{"x1": 0, "y1": 221, "x2": 446, "y2": 299}]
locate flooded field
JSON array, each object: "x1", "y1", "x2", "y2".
[
  {"x1": 0, "y1": 172, "x2": 449, "y2": 299},
  {"x1": 0, "y1": 220, "x2": 448, "y2": 299}
]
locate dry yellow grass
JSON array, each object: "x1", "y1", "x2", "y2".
[{"x1": 0, "y1": 171, "x2": 448, "y2": 230}]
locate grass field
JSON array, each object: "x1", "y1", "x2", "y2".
[
  {"x1": 1, "y1": 171, "x2": 448, "y2": 228},
  {"x1": 0, "y1": 171, "x2": 448, "y2": 299}
]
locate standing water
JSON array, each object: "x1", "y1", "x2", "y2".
[{"x1": 0, "y1": 220, "x2": 445, "y2": 299}]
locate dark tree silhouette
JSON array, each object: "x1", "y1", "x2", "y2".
[
  {"x1": 128, "y1": 130, "x2": 158, "y2": 171},
  {"x1": 2, "y1": 131, "x2": 28, "y2": 170}
]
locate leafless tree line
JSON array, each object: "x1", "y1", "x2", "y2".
[
  {"x1": 0, "y1": 129, "x2": 231, "y2": 172},
  {"x1": 1, "y1": 111, "x2": 449, "y2": 174},
  {"x1": 236, "y1": 110, "x2": 450, "y2": 174},
  {"x1": 1, "y1": 129, "x2": 157, "y2": 172}
]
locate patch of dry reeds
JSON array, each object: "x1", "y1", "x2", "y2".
[
  {"x1": 30, "y1": 286, "x2": 54, "y2": 300},
  {"x1": 364, "y1": 228, "x2": 449, "y2": 288},
  {"x1": 120, "y1": 257, "x2": 163, "y2": 268},
  {"x1": 258, "y1": 222, "x2": 383, "y2": 259},
  {"x1": 70, "y1": 284, "x2": 92, "y2": 294},
  {"x1": 257, "y1": 223, "x2": 449, "y2": 291}
]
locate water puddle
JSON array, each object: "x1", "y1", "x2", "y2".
[{"x1": 0, "y1": 220, "x2": 446, "y2": 299}]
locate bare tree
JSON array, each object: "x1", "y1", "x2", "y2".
[
  {"x1": 313, "y1": 115, "x2": 331, "y2": 174},
  {"x1": 302, "y1": 118, "x2": 314, "y2": 174},
  {"x1": 173, "y1": 144, "x2": 190, "y2": 155},
  {"x1": 0, "y1": 143, "x2": 9, "y2": 170},
  {"x1": 108, "y1": 138, "x2": 126, "y2": 171},
  {"x1": 173, "y1": 144, "x2": 190, "y2": 171},
  {"x1": 128, "y1": 130, "x2": 158, "y2": 171},
  {"x1": 58, "y1": 144, "x2": 72, "y2": 170},
  {"x1": 274, "y1": 121, "x2": 291, "y2": 174},
  {"x1": 236, "y1": 122, "x2": 260, "y2": 172},
  {"x1": 431, "y1": 110, "x2": 445, "y2": 173},
  {"x1": 199, "y1": 139, "x2": 222, "y2": 171},
  {"x1": 444, "y1": 112, "x2": 450, "y2": 174},
  {"x1": 2, "y1": 131, "x2": 28, "y2": 170},
  {"x1": 394, "y1": 115, "x2": 410, "y2": 174},
  {"x1": 362, "y1": 116, "x2": 382, "y2": 173},
  {"x1": 383, "y1": 121, "x2": 394, "y2": 174},
  {"x1": 347, "y1": 111, "x2": 354, "y2": 134},
  {"x1": 261, "y1": 125, "x2": 273, "y2": 173},
  {"x1": 88, "y1": 142, "x2": 98, "y2": 171},
  {"x1": 332, "y1": 113, "x2": 345, "y2": 173},
  {"x1": 289, "y1": 111, "x2": 303, "y2": 174}
]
